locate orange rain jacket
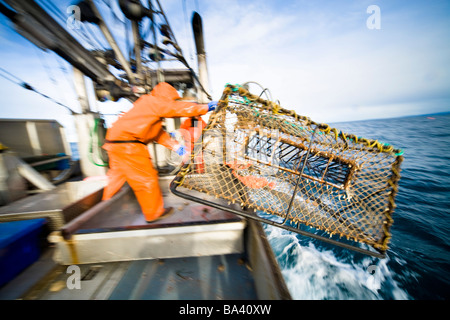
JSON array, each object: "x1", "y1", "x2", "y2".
[
  {"x1": 180, "y1": 117, "x2": 207, "y2": 173},
  {"x1": 102, "y1": 82, "x2": 209, "y2": 221}
]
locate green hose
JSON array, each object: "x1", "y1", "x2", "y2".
[{"x1": 88, "y1": 117, "x2": 109, "y2": 167}]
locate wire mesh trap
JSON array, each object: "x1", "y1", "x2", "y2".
[{"x1": 170, "y1": 84, "x2": 403, "y2": 258}]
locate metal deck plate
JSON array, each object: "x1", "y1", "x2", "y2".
[
  {"x1": 109, "y1": 254, "x2": 256, "y2": 300},
  {"x1": 20, "y1": 253, "x2": 256, "y2": 300},
  {"x1": 71, "y1": 178, "x2": 242, "y2": 232},
  {"x1": 50, "y1": 177, "x2": 247, "y2": 264},
  {"x1": 0, "y1": 180, "x2": 105, "y2": 230}
]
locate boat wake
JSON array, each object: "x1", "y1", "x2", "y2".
[{"x1": 263, "y1": 224, "x2": 410, "y2": 300}]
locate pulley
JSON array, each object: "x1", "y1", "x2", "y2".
[
  {"x1": 75, "y1": 0, "x2": 100, "y2": 24},
  {"x1": 118, "y1": 0, "x2": 151, "y2": 21}
]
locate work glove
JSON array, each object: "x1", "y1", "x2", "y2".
[
  {"x1": 175, "y1": 145, "x2": 187, "y2": 157},
  {"x1": 208, "y1": 101, "x2": 218, "y2": 112}
]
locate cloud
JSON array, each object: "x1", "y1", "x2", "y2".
[
  {"x1": 190, "y1": 0, "x2": 450, "y2": 123},
  {"x1": 1, "y1": 0, "x2": 449, "y2": 138}
]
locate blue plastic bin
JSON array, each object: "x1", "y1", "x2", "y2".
[{"x1": 0, "y1": 218, "x2": 46, "y2": 287}]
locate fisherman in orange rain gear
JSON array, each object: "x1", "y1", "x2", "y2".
[
  {"x1": 179, "y1": 116, "x2": 207, "y2": 173},
  {"x1": 102, "y1": 82, "x2": 218, "y2": 222}
]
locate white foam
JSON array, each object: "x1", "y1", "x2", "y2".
[{"x1": 263, "y1": 225, "x2": 410, "y2": 300}]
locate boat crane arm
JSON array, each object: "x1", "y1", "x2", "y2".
[
  {"x1": 1, "y1": 0, "x2": 212, "y2": 102},
  {"x1": 1, "y1": 0, "x2": 135, "y2": 100}
]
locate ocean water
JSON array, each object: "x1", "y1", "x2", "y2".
[
  {"x1": 70, "y1": 142, "x2": 80, "y2": 160},
  {"x1": 262, "y1": 113, "x2": 450, "y2": 300}
]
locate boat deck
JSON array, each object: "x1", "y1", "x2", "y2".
[
  {"x1": 18, "y1": 253, "x2": 257, "y2": 300},
  {"x1": 0, "y1": 176, "x2": 291, "y2": 300},
  {"x1": 69, "y1": 176, "x2": 241, "y2": 233}
]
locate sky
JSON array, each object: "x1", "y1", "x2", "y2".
[{"x1": 0, "y1": 0, "x2": 449, "y2": 142}]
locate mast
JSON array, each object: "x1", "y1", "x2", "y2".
[{"x1": 192, "y1": 11, "x2": 210, "y2": 104}]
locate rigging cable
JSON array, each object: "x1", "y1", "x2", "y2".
[
  {"x1": 33, "y1": 46, "x2": 70, "y2": 108},
  {"x1": 100, "y1": 0, "x2": 126, "y2": 24},
  {"x1": 0, "y1": 66, "x2": 78, "y2": 115}
]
